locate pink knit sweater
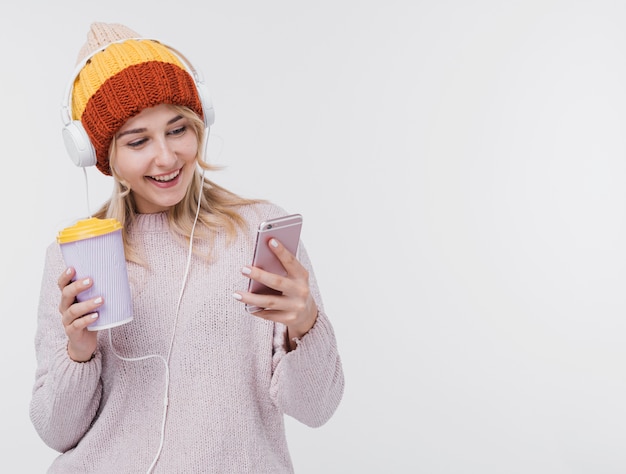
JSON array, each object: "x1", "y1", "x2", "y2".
[{"x1": 30, "y1": 203, "x2": 344, "y2": 473}]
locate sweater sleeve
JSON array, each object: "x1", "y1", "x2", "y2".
[
  {"x1": 29, "y1": 242, "x2": 103, "y2": 452},
  {"x1": 269, "y1": 243, "x2": 345, "y2": 427}
]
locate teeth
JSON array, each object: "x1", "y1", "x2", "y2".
[{"x1": 151, "y1": 170, "x2": 180, "y2": 182}]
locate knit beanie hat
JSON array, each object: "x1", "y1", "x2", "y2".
[{"x1": 70, "y1": 22, "x2": 205, "y2": 175}]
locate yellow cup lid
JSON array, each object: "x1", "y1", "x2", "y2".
[{"x1": 57, "y1": 217, "x2": 123, "y2": 244}]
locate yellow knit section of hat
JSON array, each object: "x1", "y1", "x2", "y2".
[{"x1": 72, "y1": 40, "x2": 185, "y2": 119}]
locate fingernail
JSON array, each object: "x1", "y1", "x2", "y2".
[
  {"x1": 232, "y1": 292, "x2": 242, "y2": 300},
  {"x1": 241, "y1": 266, "x2": 252, "y2": 275},
  {"x1": 82, "y1": 278, "x2": 91, "y2": 286},
  {"x1": 270, "y1": 239, "x2": 278, "y2": 248},
  {"x1": 90, "y1": 313, "x2": 99, "y2": 319},
  {"x1": 66, "y1": 268, "x2": 72, "y2": 275},
  {"x1": 94, "y1": 297, "x2": 103, "y2": 304}
]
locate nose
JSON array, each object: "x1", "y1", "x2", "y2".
[{"x1": 153, "y1": 136, "x2": 177, "y2": 167}]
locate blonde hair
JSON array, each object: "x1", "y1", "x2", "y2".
[{"x1": 93, "y1": 105, "x2": 262, "y2": 263}]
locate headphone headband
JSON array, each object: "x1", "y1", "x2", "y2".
[{"x1": 60, "y1": 37, "x2": 214, "y2": 170}]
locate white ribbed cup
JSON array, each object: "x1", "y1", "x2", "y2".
[{"x1": 58, "y1": 218, "x2": 133, "y2": 331}]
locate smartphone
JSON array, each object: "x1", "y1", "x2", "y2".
[{"x1": 246, "y1": 213, "x2": 303, "y2": 313}]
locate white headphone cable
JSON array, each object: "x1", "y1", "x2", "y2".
[
  {"x1": 107, "y1": 163, "x2": 206, "y2": 473},
  {"x1": 82, "y1": 167, "x2": 92, "y2": 218}
]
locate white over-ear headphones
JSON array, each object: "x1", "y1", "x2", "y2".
[{"x1": 60, "y1": 38, "x2": 215, "y2": 168}]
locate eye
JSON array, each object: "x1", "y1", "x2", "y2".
[
  {"x1": 127, "y1": 137, "x2": 148, "y2": 148},
  {"x1": 168, "y1": 125, "x2": 187, "y2": 137}
]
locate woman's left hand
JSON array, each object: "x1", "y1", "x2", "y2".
[{"x1": 233, "y1": 238, "x2": 318, "y2": 350}]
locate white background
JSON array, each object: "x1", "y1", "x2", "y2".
[{"x1": 2, "y1": 1, "x2": 626, "y2": 472}]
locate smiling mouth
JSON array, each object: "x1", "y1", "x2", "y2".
[{"x1": 148, "y1": 169, "x2": 180, "y2": 183}]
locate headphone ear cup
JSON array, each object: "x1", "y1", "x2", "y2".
[
  {"x1": 195, "y1": 80, "x2": 215, "y2": 128},
  {"x1": 62, "y1": 120, "x2": 97, "y2": 168}
]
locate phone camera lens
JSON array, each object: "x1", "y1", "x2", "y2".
[{"x1": 266, "y1": 224, "x2": 273, "y2": 230}]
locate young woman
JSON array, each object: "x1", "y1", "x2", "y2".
[{"x1": 30, "y1": 22, "x2": 344, "y2": 473}]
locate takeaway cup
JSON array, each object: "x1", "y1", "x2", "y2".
[{"x1": 57, "y1": 217, "x2": 133, "y2": 331}]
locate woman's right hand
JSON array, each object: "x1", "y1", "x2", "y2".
[{"x1": 58, "y1": 267, "x2": 102, "y2": 362}]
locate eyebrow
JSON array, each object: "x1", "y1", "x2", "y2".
[{"x1": 116, "y1": 114, "x2": 185, "y2": 139}]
